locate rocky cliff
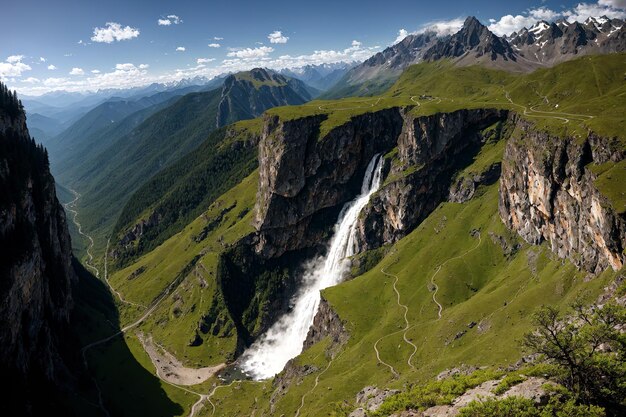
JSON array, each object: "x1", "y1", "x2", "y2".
[
  {"x1": 499, "y1": 117, "x2": 625, "y2": 273},
  {"x1": 254, "y1": 107, "x2": 507, "y2": 258},
  {"x1": 0, "y1": 83, "x2": 77, "y2": 415},
  {"x1": 253, "y1": 107, "x2": 624, "y2": 275}
]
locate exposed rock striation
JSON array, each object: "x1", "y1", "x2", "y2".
[{"x1": 499, "y1": 118, "x2": 625, "y2": 273}]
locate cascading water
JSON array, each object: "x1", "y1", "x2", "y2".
[{"x1": 240, "y1": 154, "x2": 385, "y2": 380}]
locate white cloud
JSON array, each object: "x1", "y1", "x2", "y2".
[
  {"x1": 197, "y1": 58, "x2": 215, "y2": 64},
  {"x1": 47, "y1": 64, "x2": 57, "y2": 70},
  {"x1": 488, "y1": 3, "x2": 626, "y2": 36},
  {"x1": 158, "y1": 14, "x2": 182, "y2": 26},
  {"x1": 176, "y1": 46, "x2": 186, "y2": 52},
  {"x1": 563, "y1": 2, "x2": 626, "y2": 22},
  {"x1": 7, "y1": 55, "x2": 24, "y2": 64},
  {"x1": 0, "y1": 55, "x2": 31, "y2": 78},
  {"x1": 488, "y1": 7, "x2": 560, "y2": 35},
  {"x1": 91, "y1": 69, "x2": 101, "y2": 74},
  {"x1": 115, "y1": 63, "x2": 136, "y2": 70},
  {"x1": 268, "y1": 30, "x2": 289, "y2": 44},
  {"x1": 22, "y1": 77, "x2": 40, "y2": 84},
  {"x1": 213, "y1": 36, "x2": 223, "y2": 40},
  {"x1": 227, "y1": 46, "x2": 274, "y2": 58},
  {"x1": 208, "y1": 43, "x2": 221, "y2": 48},
  {"x1": 419, "y1": 18, "x2": 465, "y2": 36},
  {"x1": 598, "y1": 0, "x2": 626, "y2": 9},
  {"x1": 39, "y1": 57, "x2": 46, "y2": 62},
  {"x1": 91, "y1": 22, "x2": 140, "y2": 43},
  {"x1": 139, "y1": 64, "x2": 149, "y2": 69},
  {"x1": 69, "y1": 67, "x2": 84, "y2": 75},
  {"x1": 394, "y1": 29, "x2": 409, "y2": 44}
]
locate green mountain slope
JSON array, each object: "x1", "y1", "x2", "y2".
[
  {"x1": 74, "y1": 54, "x2": 625, "y2": 417},
  {"x1": 111, "y1": 119, "x2": 262, "y2": 267}
]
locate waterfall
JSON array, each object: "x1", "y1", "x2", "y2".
[{"x1": 240, "y1": 154, "x2": 385, "y2": 380}]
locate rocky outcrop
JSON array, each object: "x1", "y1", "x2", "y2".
[
  {"x1": 0, "y1": 83, "x2": 77, "y2": 415},
  {"x1": 448, "y1": 163, "x2": 501, "y2": 203},
  {"x1": 499, "y1": 118, "x2": 625, "y2": 273},
  {"x1": 303, "y1": 297, "x2": 349, "y2": 350},
  {"x1": 354, "y1": 109, "x2": 507, "y2": 252}
]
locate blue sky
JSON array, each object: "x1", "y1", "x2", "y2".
[{"x1": 2, "y1": 0, "x2": 625, "y2": 95}]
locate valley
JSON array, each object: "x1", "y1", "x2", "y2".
[{"x1": 2, "y1": 6, "x2": 625, "y2": 417}]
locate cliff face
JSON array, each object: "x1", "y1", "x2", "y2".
[
  {"x1": 254, "y1": 108, "x2": 624, "y2": 276},
  {"x1": 499, "y1": 118, "x2": 625, "y2": 273},
  {"x1": 254, "y1": 108, "x2": 506, "y2": 258},
  {"x1": 355, "y1": 109, "x2": 507, "y2": 251},
  {"x1": 0, "y1": 86, "x2": 76, "y2": 413}
]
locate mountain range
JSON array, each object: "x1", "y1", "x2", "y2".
[{"x1": 325, "y1": 15, "x2": 626, "y2": 98}]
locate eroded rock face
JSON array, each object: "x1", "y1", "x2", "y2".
[
  {"x1": 303, "y1": 297, "x2": 349, "y2": 350},
  {"x1": 499, "y1": 118, "x2": 625, "y2": 273},
  {"x1": 254, "y1": 108, "x2": 507, "y2": 258},
  {"x1": 355, "y1": 109, "x2": 507, "y2": 252}
]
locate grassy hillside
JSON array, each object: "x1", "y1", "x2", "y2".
[{"x1": 268, "y1": 54, "x2": 625, "y2": 139}]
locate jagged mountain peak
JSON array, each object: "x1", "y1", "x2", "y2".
[{"x1": 424, "y1": 15, "x2": 515, "y2": 63}]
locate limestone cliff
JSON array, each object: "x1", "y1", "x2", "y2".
[
  {"x1": 499, "y1": 118, "x2": 625, "y2": 273},
  {"x1": 0, "y1": 83, "x2": 77, "y2": 415}
]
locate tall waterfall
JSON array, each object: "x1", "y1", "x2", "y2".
[{"x1": 240, "y1": 154, "x2": 385, "y2": 380}]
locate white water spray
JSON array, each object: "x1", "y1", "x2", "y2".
[{"x1": 240, "y1": 154, "x2": 385, "y2": 380}]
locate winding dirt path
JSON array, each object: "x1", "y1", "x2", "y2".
[
  {"x1": 430, "y1": 232, "x2": 482, "y2": 320},
  {"x1": 295, "y1": 350, "x2": 345, "y2": 417},
  {"x1": 381, "y1": 267, "x2": 418, "y2": 369}
]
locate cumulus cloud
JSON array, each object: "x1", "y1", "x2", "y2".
[
  {"x1": 394, "y1": 29, "x2": 409, "y2": 44},
  {"x1": 115, "y1": 63, "x2": 135, "y2": 70},
  {"x1": 91, "y1": 69, "x2": 101, "y2": 74},
  {"x1": 268, "y1": 30, "x2": 289, "y2": 44},
  {"x1": 7, "y1": 55, "x2": 24, "y2": 64},
  {"x1": 22, "y1": 77, "x2": 40, "y2": 84},
  {"x1": 488, "y1": 3, "x2": 626, "y2": 36},
  {"x1": 47, "y1": 64, "x2": 57, "y2": 70},
  {"x1": 39, "y1": 57, "x2": 46, "y2": 62},
  {"x1": 227, "y1": 46, "x2": 274, "y2": 58},
  {"x1": 158, "y1": 14, "x2": 182, "y2": 26},
  {"x1": 208, "y1": 43, "x2": 221, "y2": 48},
  {"x1": 488, "y1": 7, "x2": 560, "y2": 35},
  {"x1": 197, "y1": 58, "x2": 215, "y2": 64},
  {"x1": 598, "y1": 0, "x2": 626, "y2": 9},
  {"x1": 176, "y1": 46, "x2": 186, "y2": 52},
  {"x1": 139, "y1": 64, "x2": 149, "y2": 69},
  {"x1": 419, "y1": 18, "x2": 465, "y2": 36},
  {"x1": 69, "y1": 67, "x2": 84, "y2": 75},
  {"x1": 213, "y1": 36, "x2": 223, "y2": 40},
  {"x1": 0, "y1": 55, "x2": 31, "y2": 78},
  {"x1": 91, "y1": 22, "x2": 140, "y2": 43},
  {"x1": 563, "y1": 2, "x2": 626, "y2": 22}
]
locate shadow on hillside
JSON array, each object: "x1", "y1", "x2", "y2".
[{"x1": 72, "y1": 259, "x2": 184, "y2": 416}]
